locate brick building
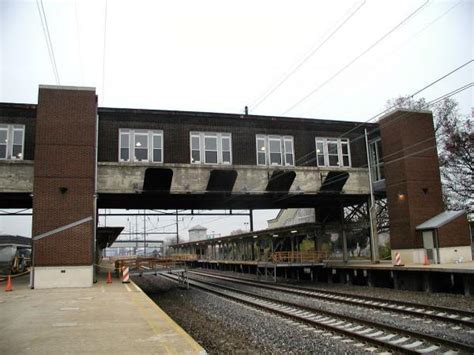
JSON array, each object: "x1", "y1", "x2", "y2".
[{"x1": 0, "y1": 85, "x2": 471, "y2": 288}]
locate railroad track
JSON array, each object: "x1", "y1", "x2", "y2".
[
  {"x1": 161, "y1": 273, "x2": 474, "y2": 354},
  {"x1": 189, "y1": 270, "x2": 474, "y2": 328}
]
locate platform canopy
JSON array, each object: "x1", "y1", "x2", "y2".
[{"x1": 416, "y1": 210, "x2": 465, "y2": 230}]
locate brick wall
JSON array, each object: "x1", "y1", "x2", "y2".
[
  {"x1": 437, "y1": 213, "x2": 471, "y2": 247},
  {"x1": 98, "y1": 109, "x2": 374, "y2": 167},
  {"x1": 32, "y1": 87, "x2": 97, "y2": 266},
  {"x1": 380, "y1": 110, "x2": 444, "y2": 250}
]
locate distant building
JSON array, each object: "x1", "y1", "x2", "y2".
[
  {"x1": 188, "y1": 225, "x2": 207, "y2": 242},
  {"x1": 267, "y1": 209, "x2": 315, "y2": 229}
]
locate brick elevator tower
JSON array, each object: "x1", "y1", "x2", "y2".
[
  {"x1": 379, "y1": 109, "x2": 472, "y2": 264},
  {"x1": 31, "y1": 86, "x2": 97, "y2": 288}
]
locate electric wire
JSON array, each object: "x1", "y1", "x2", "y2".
[
  {"x1": 249, "y1": 0, "x2": 367, "y2": 112},
  {"x1": 305, "y1": 0, "x2": 463, "y2": 115},
  {"x1": 282, "y1": 0, "x2": 431, "y2": 116},
  {"x1": 236, "y1": 81, "x2": 473, "y2": 199},
  {"x1": 35, "y1": 0, "x2": 60, "y2": 84}
]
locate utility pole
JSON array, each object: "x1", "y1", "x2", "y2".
[
  {"x1": 365, "y1": 129, "x2": 379, "y2": 263},
  {"x1": 175, "y1": 209, "x2": 179, "y2": 245},
  {"x1": 143, "y1": 209, "x2": 147, "y2": 257}
]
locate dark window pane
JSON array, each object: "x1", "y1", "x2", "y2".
[
  {"x1": 270, "y1": 153, "x2": 281, "y2": 165},
  {"x1": 285, "y1": 154, "x2": 293, "y2": 165},
  {"x1": 257, "y1": 139, "x2": 265, "y2": 151},
  {"x1": 205, "y1": 151, "x2": 218, "y2": 163},
  {"x1": 0, "y1": 145, "x2": 6, "y2": 159},
  {"x1": 191, "y1": 150, "x2": 200, "y2": 163},
  {"x1": 379, "y1": 165, "x2": 385, "y2": 180},
  {"x1": 341, "y1": 143, "x2": 348, "y2": 155},
  {"x1": 257, "y1": 152, "x2": 265, "y2": 165},
  {"x1": 343, "y1": 155, "x2": 349, "y2": 166},
  {"x1": 317, "y1": 155, "x2": 325, "y2": 166},
  {"x1": 135, "y1": 148, "x2": 148, "y2": 161},
  {"x1": 120, "y1": 148, "x2": 129, "y2": 161},
  {"x1": 222, "y1": 151, "x2": 231, "y2": 163},
  {"x1": 153, "y1": 148, "x2": 162, "y2": 162},
  {"x1": 329, "y1": 155, "x2": 339, "y2": 166},
  {"x1": 0, "y1": 130, "x2": 7, "y2": 143},
  {"x1": 284, "y1": 140, "x2": 293, "y2": 153},
  {"x1": 12, "y1": 145, "x2": 22, "y2": 159},
  {"x1": 328, "y1": 143, "x2": 338, "y2": 155}
]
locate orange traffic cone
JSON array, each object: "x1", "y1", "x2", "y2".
[
  {"x1": 5, "y1": 275, "x2": 13, "y2": 292},
  {"x1": 106, "y1": 271, "x2": 112, "y2": 284},
  {"x1": 423, "y1": 254, "x2": 430, "y2": 266}
]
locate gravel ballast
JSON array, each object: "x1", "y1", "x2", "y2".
[{"x1": 133, "y1": 275, "x2": 377, "y2": 354}]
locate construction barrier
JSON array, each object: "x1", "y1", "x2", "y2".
[
  {"x1": 122, "y1": 266, "x2": 130, "y2": 283},
  {"x1": 394, "y1": 251, "x2": 404, "y2": 266}
]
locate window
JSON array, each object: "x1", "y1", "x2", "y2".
[
  {"x1": 256, "y1": 135, "x2": 294, "y2": 166},
  {"x1": 0, "y1": 125, "x2": 24, "y2": 160},
  {"x1": 369, "y1": 138, "x2": 384, "y2": 181},
  {"x1": 315, "y1": 137, "x2": 351, "y2": 167},
  {"x1": 190, "y1": 132, "x2": 232, "y2": 165},
  {"x1": 118, "y1": 129, "x2": 163, "y2": 163}
]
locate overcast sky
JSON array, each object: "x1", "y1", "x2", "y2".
[{"x1": 0, "y1": 0, "x2": 472, "y2": 240}]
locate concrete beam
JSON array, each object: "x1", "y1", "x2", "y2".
[
  {"x1": 0, "y1": 160, "x2": 34, "y2": 192},
  {"x1": 96, "y1": 162, "x2": 370, "y2": 195}
]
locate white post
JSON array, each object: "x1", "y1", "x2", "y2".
[{"x1": 365, "y1": 129, "x2": 379, "y2": 263}]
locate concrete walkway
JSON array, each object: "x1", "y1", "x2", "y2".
[{"x1": 0, "y1": 274, "x2": 206, "y2": 355}]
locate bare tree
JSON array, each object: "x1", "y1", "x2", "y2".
[{"x1": 386, "y1": 96, "x2": 473, "y2": 212}]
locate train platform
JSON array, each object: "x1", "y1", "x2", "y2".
[
  {"x1": 326, "y1": 260, "x2": 474, "y2": 273},
  {"x1": 0, "y1": 273, "x2": 206, "y2": 355}
]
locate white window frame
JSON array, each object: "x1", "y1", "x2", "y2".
[
  {"x1": 0, "y1": 124, "x2": 25, "y2": 160},
  {"x1": 190, "y1": 132, "x2": 232, "y2": 165},
  {"x1": 314, "y1": 137, "x2": 351, "y2": 168},
  {"x1": 118, "y1": 129, "x2": 163, "y2": 163},
  {"x1": 369, "y1": 138, "x2": 384, "y2": 181},
  {"x1": 256, "y1": 135, "x2": 294, "y2": 167}
]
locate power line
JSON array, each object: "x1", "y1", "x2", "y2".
[
  {"x1": 249, "y1": 0, "x2": 366, "y2": 112},
  {"x1": 306, "y1": 0, "x2": 463, "y2": 115},
  {"x1": 282, "y1": 0, "x2": 430, "y2": 115},
  {"x1": 240, "y1": 77, "x2": 473, "y2": 197},
  {"x1": 35, "y1": 0, "x2": 60, "y2": 84}
]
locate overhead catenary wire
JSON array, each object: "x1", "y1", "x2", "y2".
[
  {"x1": 249, "y1": 0, "x2": 367, "y2": 112},
  {"x1": 282, "y1": 0, "x2": 431, "y2": 116},
  {"x1": 35, "y1": 0, "x2": 60, "y2": 85},
  {"x1": 284, "y1": 82, "x2": 474, "y2": 190},
  {"x1": 305, "y1": 0, "x2": 464, "y2": 116},
  {"x1": 282, "y1": 60, "x2": 473, "y2": 170},
  {"x1": 239, "y1": 80, "x2": 473, "y2": 198}
]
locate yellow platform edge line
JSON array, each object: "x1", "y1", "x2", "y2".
[{"x1": 129, "y1": 280, "x2": 206, "y2": 354}]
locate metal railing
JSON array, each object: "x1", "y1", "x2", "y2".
[{"x1": 271, "y1": 251, "x2": 328, "y2": 263}]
